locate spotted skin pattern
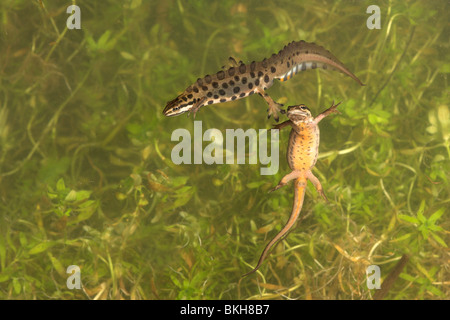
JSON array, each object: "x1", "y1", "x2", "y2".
[
  {"x1": 163, "y1": 41, "x2": 363, "y2": 121},
  {"x1": 243, "y1": 101, "x2": 341, "y2": 276}
]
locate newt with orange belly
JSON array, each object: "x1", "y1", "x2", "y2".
[
  {"x1": 243, "y1": 101, "x2": 341, "y2": 276},
  {"x1": 163, "y1": 41, "x2": 362, "y2": 121}
]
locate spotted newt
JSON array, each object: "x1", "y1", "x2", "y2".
[
  {"x1": 163, "y1": 41, "x2": 362, "y2": 121},
  {"x1": 243, "y1": 101, "x2": 341, "y2": 276}
]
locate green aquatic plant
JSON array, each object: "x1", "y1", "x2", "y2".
[{"x1": 0, "y1": 0, "x2": 448, "y2": 300}]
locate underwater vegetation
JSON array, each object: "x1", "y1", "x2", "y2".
[{"x1": 0, "y1": 0, "x2": 448, "y2": 299}]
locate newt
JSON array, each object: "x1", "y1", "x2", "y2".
[
  {"x1": 163, "y1": 41, "x2": 362, "y2": 121},
  {"x1": 243, "y1": 101, "x2": 341, "y2": 276}
]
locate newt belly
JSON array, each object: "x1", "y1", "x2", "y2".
[{"x1": 163, "y1": 41, "x2": 363, "y2": 121}]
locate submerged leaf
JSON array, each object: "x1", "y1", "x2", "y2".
[{"x1": 28, "y1": 241, "x2": 58, "y2": 255}]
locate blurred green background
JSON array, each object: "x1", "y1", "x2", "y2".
[{"x1": 0, "y1": 0, "x2": 448, "y2": 299}]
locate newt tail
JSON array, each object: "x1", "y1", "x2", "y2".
[{"x1": 242, "y1": 177, "x2": 307, "y2": 277}]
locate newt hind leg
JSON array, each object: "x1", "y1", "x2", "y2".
[
  {"x1": 222, "y1": 57, "x2": 244, "y2": 69},
  {"x1": 228, "y1": 57, "x2": 244, "y2": 67},
  {"x1": 306, "y1": 170, "x2": 328, "y2": 202},
  {"x1": 269, "y1": 170, "x2": 302, "y2": 193}
]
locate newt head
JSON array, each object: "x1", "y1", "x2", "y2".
[
  {"x1": 163, "y1": 91, "x2": 196, "y2": 117},
  {"x1": 287, "y1": 104, "x2": 312, "y2": 123}
]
